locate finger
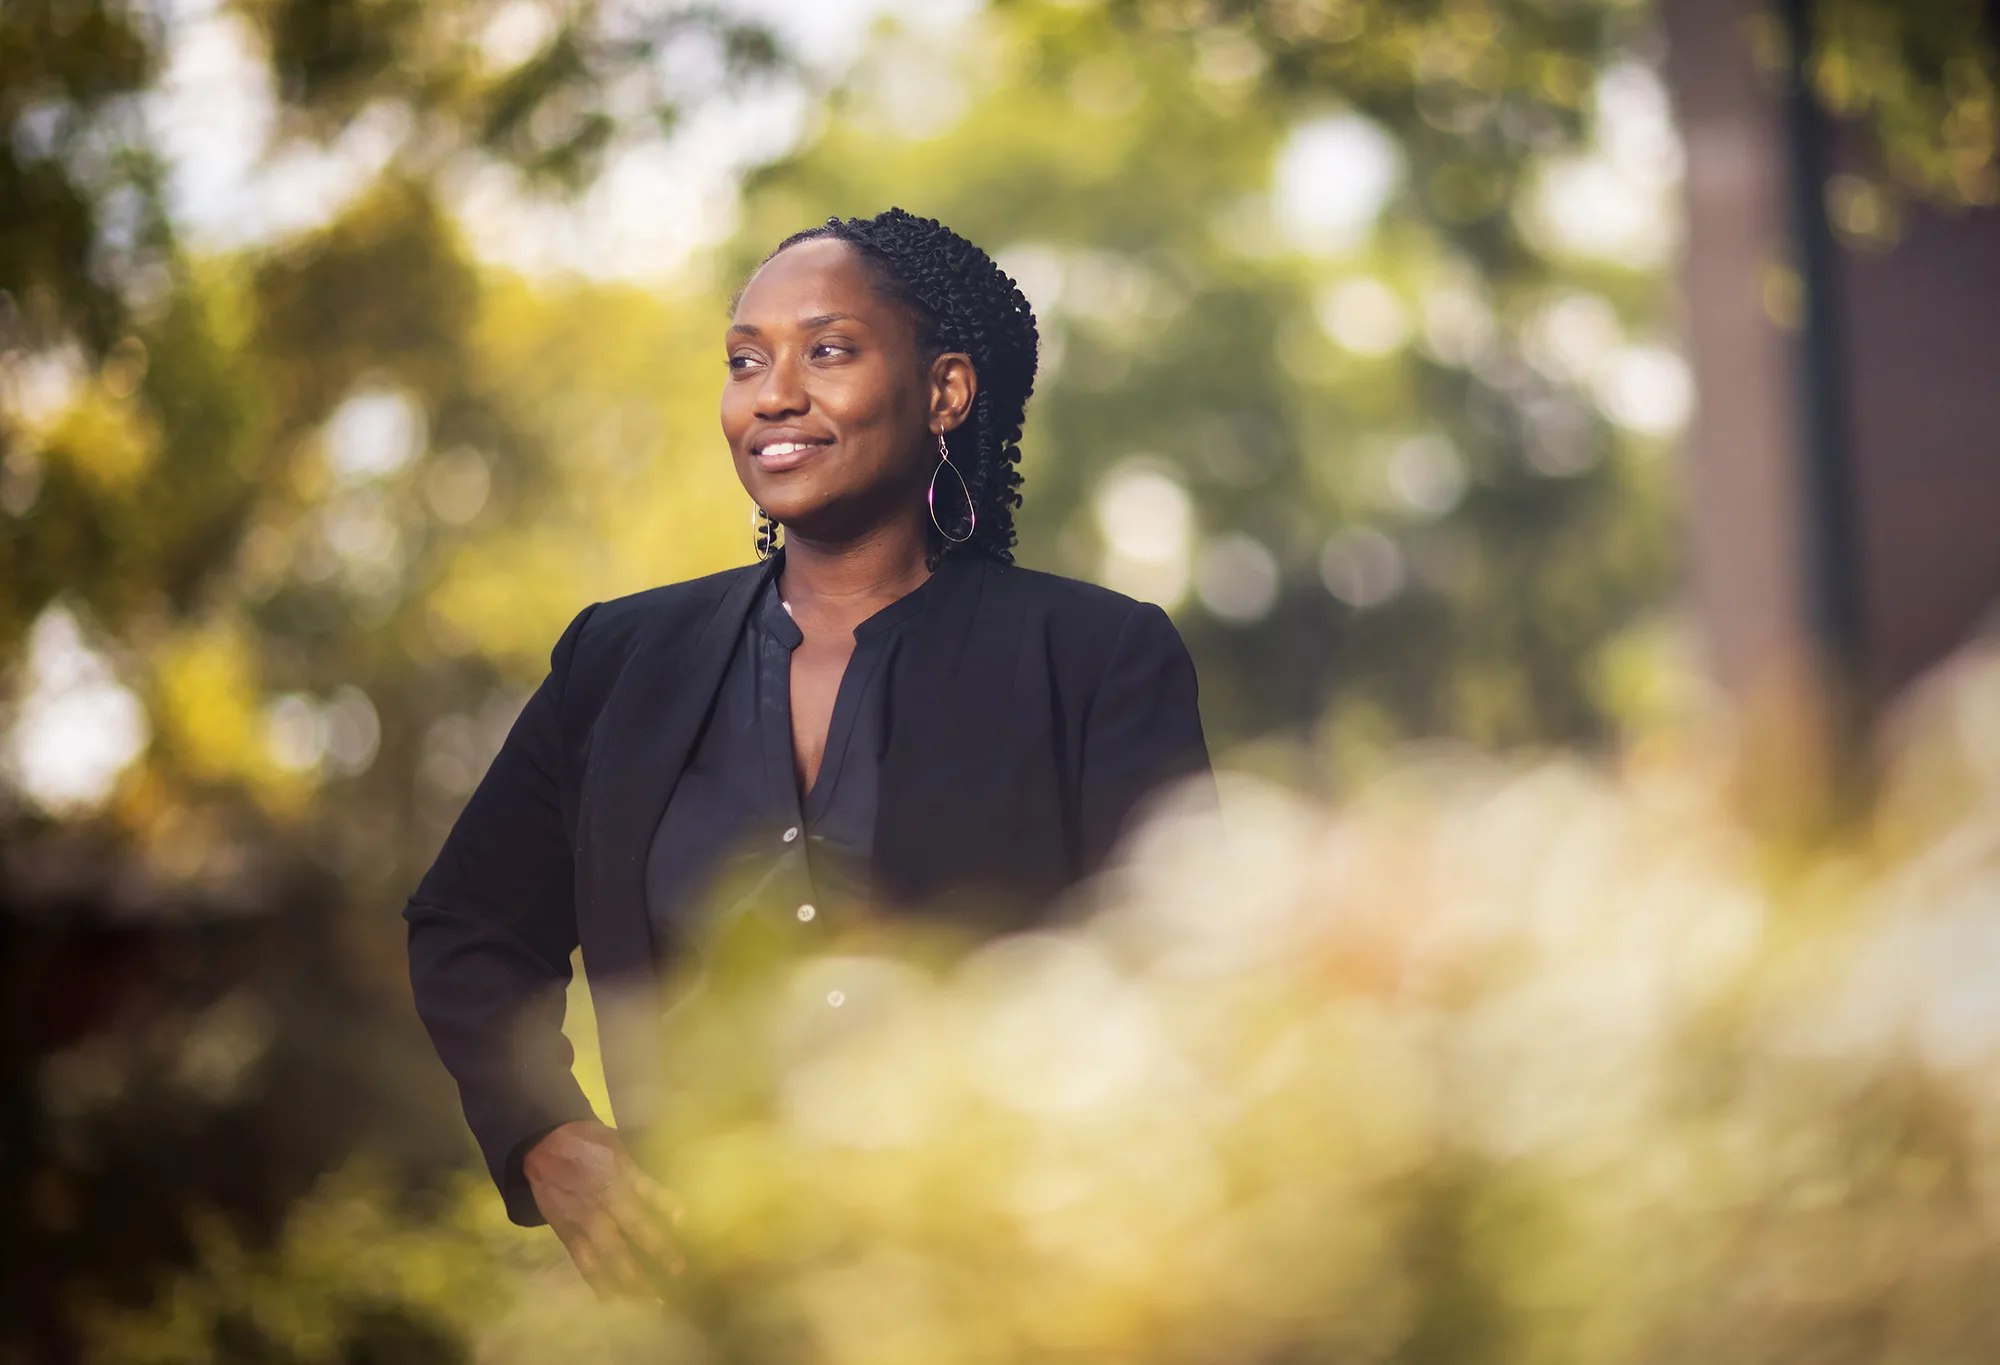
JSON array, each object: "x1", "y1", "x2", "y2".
[
  {"x1": 625, "y1": 1167, "x2": 687, "y2": 1227},
  {"x1": 566, "y1": 1235, "x2": 619, "y2": 1300},
  {"x1": 612, "y1": 1158, "x2": 688, "y2": 1265},
  {"x1": 587, "y1": 1209, "x2": 660, "y2": 1300},
  {"x1": 603, "y1": 1244, "x2": 662, "y2": 1300},
  {"x1": 577, "y1": 1237, "x2": 648, "y2": 1301},
  {"x1": 607, "y1": 1181, "x2": 686, "y2": 1279}
]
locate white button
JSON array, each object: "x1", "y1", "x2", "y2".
[
  {"x1": 782, "y1": 826, "x2": 799, "y2": 842},
  {"x1": 796, "y1": 904, "x2": 816, "y2": 922},
  {"x1": 826, "y1": 990, "x2": 845, "y2": 1007}
]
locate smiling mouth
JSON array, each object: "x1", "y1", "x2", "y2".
[{"x1": 752, "y1": 437, "x2": 834, "y2": 470}]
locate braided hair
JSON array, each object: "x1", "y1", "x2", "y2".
[{"x1": 765, "y1": 208, "x2": 1040, "y2": 564}]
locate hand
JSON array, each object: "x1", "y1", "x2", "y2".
[{"x1": 521, "y1": 1119, "x2": 685, "y2": 1299}]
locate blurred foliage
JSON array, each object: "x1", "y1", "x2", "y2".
[
  {"x1": 239, "y1": 0, "x2": 780, "y2": 187},
  {"x1": 82, "y1": 1163, "x2": 554, "y2": 1364},
  {"x1": 1815, "y1": 0, "x2": 1999, "y2": 209},
  {"x1": 82, "y1": 631, "x2": 2000, "y2": 1364},
  {"x1": 0, "y1": 0, "x2": 163, "y2": 355},
  {"x1": 2, "y1": 0, "x2": 1995, "y2": 1356}
]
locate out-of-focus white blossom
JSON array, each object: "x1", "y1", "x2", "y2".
[{"x1": 2, "y1": 604, "x2": 149, "y2": 814}]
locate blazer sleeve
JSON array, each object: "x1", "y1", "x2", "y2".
[
  {"x1": 404, "y1": 603, "x2": 601, "y2": 1227},
  {"x1": 1077, "y1": 601, "x2": 1214, "y2": 873}
]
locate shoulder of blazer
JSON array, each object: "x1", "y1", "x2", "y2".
[
  {"x1": 963, "y1": 559, "x2": 1197, "y2": 703},
  {"x1": 979, "y1": 559, "x2": 1153, "y2": 625},
  {"x1": 554, "y1": 562, "x2": 765, "y2": 715},
  {"x1": 572, "y1": 562, "x2": 764, "y2": 664}
]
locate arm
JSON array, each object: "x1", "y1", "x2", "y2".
[
  {"x1": 404, "y1": 604, "x2": 600, "y2": 1227},
  {"x1": 1078, "y1": 601, "x2": 1214, "y2": 873}
]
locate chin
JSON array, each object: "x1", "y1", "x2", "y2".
[
  {"x1": 753, "y1": 480, "x2": 833, "y2": 522},
  {"x1": 775, "y1": 491, "x2": 912, "y2": 546}
]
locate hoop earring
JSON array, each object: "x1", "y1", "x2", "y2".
[
  {"x1": 928, "y1": 431, "x2": 975, "y2": 545},
  {"x1": 751, "y1": 503, "x2": 783, "y2": 560}
]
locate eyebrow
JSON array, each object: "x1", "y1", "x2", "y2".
[{"x1": 728, "y1": 312, "x2": 859, "y2": 337}]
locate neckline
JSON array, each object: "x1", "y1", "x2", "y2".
[
  {"x1": 758, "y1": 551, "x2": 937, "y2": 646},
  {"x1": 850, "y1": 570, "x2": 934, "y2": 639}
]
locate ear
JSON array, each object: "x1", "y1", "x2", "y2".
[{"x1": 928, "y1": 352, "x2": 977, "y2": 435}]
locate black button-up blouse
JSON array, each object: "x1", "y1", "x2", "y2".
[{"x1": 642, "y1": 568, "x2": 933, "y2": 948}]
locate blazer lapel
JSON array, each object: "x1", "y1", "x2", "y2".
[{"x1": 577, "y1": 561, "x2": 770, "y2": 983}]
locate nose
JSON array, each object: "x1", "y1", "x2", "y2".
[{"x1": 753, "y1": 348, "x2": 808, "y2": 421}]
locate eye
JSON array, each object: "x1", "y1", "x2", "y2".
[
  {"x1": 810, "y1": 341, "x2": 852, "y2": 360},
  {"x1": 728, "y1": 353, "x2": 762, "y2": 373}
]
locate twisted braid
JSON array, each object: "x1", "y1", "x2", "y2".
[{"x1": 768, "y1": 208, "x2": 1040, "y2": 563}]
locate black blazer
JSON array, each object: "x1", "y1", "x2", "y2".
[{"x1": 404, "y1": 549, "x2": 1210, "y2": 1224}]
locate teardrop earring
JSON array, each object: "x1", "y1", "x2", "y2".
[
  {"x1": 927, "y1": 431, "x2": 975, "y2": 545},
  {"x1": 751, "y1": 502, "x2": 783, "y2": 560}
]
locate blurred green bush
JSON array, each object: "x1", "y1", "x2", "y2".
[{"x1": 85, "y1": 632, "x2": 2000, "y2": 1364}]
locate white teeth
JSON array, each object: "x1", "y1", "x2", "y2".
[{"x1": 760, "y1": 441, "x2": 814, "y2": 457}]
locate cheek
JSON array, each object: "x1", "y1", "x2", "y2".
[
  {"x1": 719, "y1": 383, "x2": 753, "y2": 440},
  {"x1": 822, "y1": 370, "x2": 886, "y2": 427},
  {"x1": 827, "y1": 365, "x2": 924, "y2": 449}
]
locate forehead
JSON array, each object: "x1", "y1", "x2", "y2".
[{"x1": 733, "y1": 237, "x2": 892, "y2": 324}]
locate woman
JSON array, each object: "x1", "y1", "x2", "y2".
[{"x1": 404, "y1": 209, "x2": 1210, "y2": 1294}]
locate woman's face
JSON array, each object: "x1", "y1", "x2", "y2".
[{"x1": 722, "y1": 238, "x2": 975, "y2": 545}]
